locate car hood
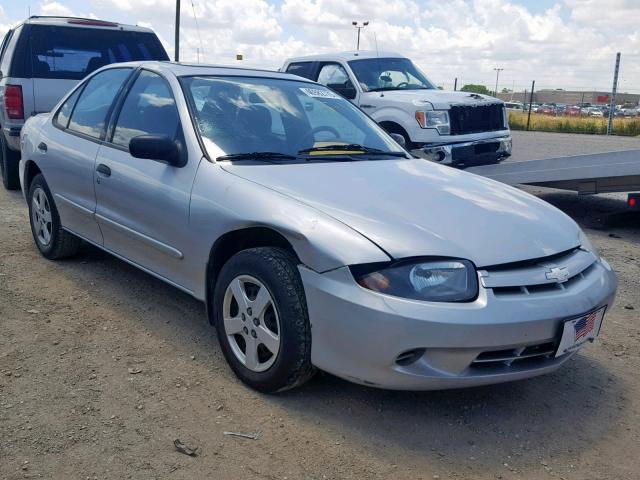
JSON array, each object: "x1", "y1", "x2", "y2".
[
  {"x1": 363, "y1": 89, "x2": 501, "y2": 110},
  {"x1": 220, "y1": 159, "x2": 580, "y2": 267}
]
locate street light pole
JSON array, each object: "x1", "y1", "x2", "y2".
[
  {"x1": 352, "y1": 21, "x2": 369, "y2": 50},
  {"x1": 493, "y1": 67, "x2": 503, "y2": 97},
  {"x1": 174, "y1": 0, "x2": 180, "y2": 61}
]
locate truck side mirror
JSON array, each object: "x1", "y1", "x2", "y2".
[
  {"x1": 389, "y1": 133, "x2": 406, "y2": 148},
  {"x1": 327, "y1": 82, "x2": 357, "y2": 100}
]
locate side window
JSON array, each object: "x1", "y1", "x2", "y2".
[
  {"x1": 0, "y1": 30, "x2": 12, "y2": 64},
  {"x1": 317, "y1": 63, "x2": 356, "y2": 99},
  {"x1": 112, "y1": 70, "x2": 180, "y2": 148},
  {"x1": 0, "y1": 27, "x2": 19, "y2": 75},
  {"x1": 53, "y1": 88, "x2": 82, "y2": 128},
  {"x1": 68, "y1": 68, "x2": 132, "y2": 139},
  {"x1": 285, "y1": 62, "x2": 314, "y2": 79}
]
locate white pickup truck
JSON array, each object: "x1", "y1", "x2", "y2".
[{"x1": 282, "y1": 51, "x2": 512, "y2": 167}]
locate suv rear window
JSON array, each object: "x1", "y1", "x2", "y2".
[{"x1": 10, "y1": 25, "x2": 169, "y2": 79}]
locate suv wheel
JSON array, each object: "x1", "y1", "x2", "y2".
[
  {"x1": 0, "y1": 133, "x2": 21, "y2": 190},
  {"x1": 28, "y1": 174, "x2": 81, "y2": 259},
  {"x1": 213, "y1": 247, "x2": 314, "y2": 393}
]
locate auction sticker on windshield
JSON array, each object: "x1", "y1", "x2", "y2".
[
  {"x1": 300, "y1": 87, "x2": 341, "y2": 99},
  {"x1": 556, "y1": 306, "x2": 606, "y2": 357}
]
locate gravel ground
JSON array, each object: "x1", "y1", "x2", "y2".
[{"x1": 1, "y1": 132, "x2": 639, "y2": 480}]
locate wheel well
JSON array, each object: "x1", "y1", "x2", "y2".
[
  {"x1": 205, "y1": 227, "x2": 300, "y2": 323},
  {"x1": 379, "y1": 121, "x2": 410, "y2": 141},
  {"x1": 24, "y1": 161, "x2": 42, "y2": 191}
]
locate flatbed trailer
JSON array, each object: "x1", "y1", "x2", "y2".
[{"x1": 466, "y1": 149, "x2": 640, "y2": 195}]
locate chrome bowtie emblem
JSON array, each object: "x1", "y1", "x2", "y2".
[{"x1": 546, "y1": 266, "x2": 569, "y2": 283}]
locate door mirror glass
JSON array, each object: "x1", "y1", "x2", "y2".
[
  {"x1": 129, "y1": 135, "x2": 184, "y2": 167},
  {"x1": 389, "y1": 133, "x2": 406, "y2": 148}
]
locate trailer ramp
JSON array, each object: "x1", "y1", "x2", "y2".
[{"x1": 466, "y1": 149, "x2": 640, "y2": 194}]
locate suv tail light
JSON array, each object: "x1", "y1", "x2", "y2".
[{"x1": 4, "y1": 85, "x2": 24, "y2": 119}]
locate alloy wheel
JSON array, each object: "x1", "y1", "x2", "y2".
[
  {"x1": 223, "y1": 275, "x2": 281, "y2": 372},
  {"x1": 31, "y1": 187, "x2": 53, "y2": 246}
]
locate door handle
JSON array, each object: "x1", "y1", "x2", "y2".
[
  {"x1": 37, "y1": 142, "x2": 47, "y2": 152},
  {"x1": 96, "y1": 164, "x2": 111, "y2": 177}
]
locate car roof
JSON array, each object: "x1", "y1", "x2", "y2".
[
  {"x1": 285, "y1": 50, "x2": 406, "y2": 63},
  {"x1": 17, "y1": 15, "x2": 155, "y2": 33},
  {"x1": 93, "y1": 61, "x2": 319, "y2": 82}
]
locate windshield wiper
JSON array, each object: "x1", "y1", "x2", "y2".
[
  {"x1": 216, "y1": 151, "x2": 297, "y2": 162},
  {"x1": 369, "y1": 86, "x2": 432, "y2": 92},
  {"x1": 298, "y1": 144, "x2": 407, "y2": 157}
]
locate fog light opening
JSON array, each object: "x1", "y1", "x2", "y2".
[{"x1": 395, "y1": 348, "x2": 426, "y2": 366}]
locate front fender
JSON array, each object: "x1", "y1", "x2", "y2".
[{"x1": 187, "y1": 162, "x2": 390, "y2": 299}]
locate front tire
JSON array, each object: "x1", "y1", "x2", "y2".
[
  {"x1": 28, "y1": 174, "x2": 81, "y2": 259},
  {"x1": 0, "y1": 133, "x2": 21, "y2": 190},
  {"x1": 213, "y1": 247, "x2": 314, "y2": 393}
]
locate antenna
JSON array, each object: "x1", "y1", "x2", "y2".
[{"x1": 191, "y1": 0, "x2": 205, "y2": 62}]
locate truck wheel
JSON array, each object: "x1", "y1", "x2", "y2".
[
  {"x1": 213, "y1": 247, "x2": 315, "y2": 393},
  {"x1": 28, "y1": 174, "x2": 81, "y2": 259},
  {"x1": 0, "y1": 133, "x2": 21, "y2": 190}
]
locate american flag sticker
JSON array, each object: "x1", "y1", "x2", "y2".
[{"x1": 555, "y1": 306, "x2": 606, "y2": 358}]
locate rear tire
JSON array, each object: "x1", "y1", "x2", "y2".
[
  {"x1": 0, "y1": 133, "x2": 21, "y2": 190},
  {"x1": 28, "y1": 173, "x2": 81, "y2": 259},
  {"x1": 213, "y1": 247, "x2": 315, "y2": 393}
]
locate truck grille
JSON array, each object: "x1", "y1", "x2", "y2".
[{"x1": 449, "y1": 103, "x2": 505, "y2": 135}]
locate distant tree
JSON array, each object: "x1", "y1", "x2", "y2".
[
  {"x1": 501, "y1": 87, "x2": 512, "y2": 93},
  {"x1": 460, "y1": 84, "x2": 490, "y2": 95},
  {"x1": 437, "y1": 85, "x2": 444, "y2": 90}
]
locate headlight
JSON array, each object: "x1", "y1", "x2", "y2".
[
  {"x1": 578, "y1": 229, "x2": 599, "y2": 257},
  {"x1": 351, "y1": 258, "x2": 478, "y2": 302},
  {"x1": 415, "y1": 111, "x2": 450, "y2": 134}
]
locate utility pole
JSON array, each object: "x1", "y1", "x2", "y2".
[
  {"x1": 607, "y1": 52, "x2": 621, "y2": 135},
  {"x1": 453, "y1": 77, "x2": 457, "y2": 91},
  {"x1": 527, "y1": 80, "x2": 535, "y2": 131},
  {"x1": 174, "y1": 0, "x2": 180, "y2": 62},
  {"x1": 352, "y1": 21, "x2": 369, "y2": 50},
  {"x1": 493, "y1": 67, "x2": 504, "y2": 97}
]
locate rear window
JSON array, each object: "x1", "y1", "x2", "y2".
[{"x1": 10, "y1": 25, "x2": 169, "y2": 79}]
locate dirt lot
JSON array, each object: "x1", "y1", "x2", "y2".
[{"x1": 1, "y1": 132, "x2": 640, "y2": 480}]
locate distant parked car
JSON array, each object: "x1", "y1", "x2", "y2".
[
  {"x1": 565, "y1": 106, "x2": 581, "y2": 117},
  {"x1": 0, "y1": 15, "x2": 169, "y2": 190},
  {"x1": 588, "y1": 108, "x2": 604, "y2": 117},
  {"x1": 539, "y1": 105, "x2": 556, "y2": 115},
  {"x1": 504, "y1": 102, "x2": 524, "y2": 111}
]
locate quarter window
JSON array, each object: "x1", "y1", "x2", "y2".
[
  {"x1": 285, "y1": 62, "x2": 314, "y2": 80},
  {"x1": 112, "y1": 70, "x2": 180, "y2": 148},
  {"x1": 54, "y1": 88, "x2": 82, "y2": 128},
  {"x1": 68, "y1": 68, "x2": 132, "y2": 139}
]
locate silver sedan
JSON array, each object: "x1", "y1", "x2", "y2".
[{"x1": 19, "y1": 62, "x2": 617, "y2": 392}]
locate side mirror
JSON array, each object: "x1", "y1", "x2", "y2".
[
  {"x1": 389, "y1": 133, "x2": 406, "y2": 148},
  {"x1": 129, "y1": 135, "x2": 185, "y2": 167},
  {"x1": 327, "y1": 82, "x2": 357, "y2": 100}
]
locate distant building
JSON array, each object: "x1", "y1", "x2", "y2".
[{"x1": 497, "y1": 90, "x2": 640, "y2": 105}]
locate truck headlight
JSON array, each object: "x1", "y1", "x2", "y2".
[
  {"x1": 415, "y1": 111, "x2": 450, "y2": 134},
  {"x1": 351, "y1": 258, "x2": 478, "y2": 302}
]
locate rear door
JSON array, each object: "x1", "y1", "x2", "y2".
[
  {"x1": 94, "y1": 69, "x2": 199, "y2": 291},
  {"x1": 13, "y1": 24, "x2": 168, "y2": 114},
  {"x1": 42, "y1": 67, "x2": 133, "y2": 244}
]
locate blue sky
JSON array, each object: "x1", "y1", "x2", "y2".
[{"x1": 1, "y1": 0, "x2": 638, "y2": 93}]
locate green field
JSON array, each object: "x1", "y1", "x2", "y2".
[{"x1": 508, "y1": 112, "x2": 640, "y2": 136}]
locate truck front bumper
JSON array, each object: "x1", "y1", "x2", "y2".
[{"x1": 422, "y1": 135, "x2": 512, "y2": 168}]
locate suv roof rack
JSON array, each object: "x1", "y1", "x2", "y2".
[{"x1": 27, "y1": 15, "x2": 120, "y2": 27}]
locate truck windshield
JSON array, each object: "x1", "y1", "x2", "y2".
[
  {"x1": 348, "y1": 58, "x2": 435, "y2": 92},
  {"x1": 11, "y1": 25, "x2": 168, "y2": 80},
  {"x1": 181, "y1": 76, "x2": 405, "y2": 159}
]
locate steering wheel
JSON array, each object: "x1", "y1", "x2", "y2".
[
  {"x1": 297, "y1": 126, "x2": 341, "y2": 150},
  {"x1": 396, "y1": 82, "x2": 410, "y2": 89}
]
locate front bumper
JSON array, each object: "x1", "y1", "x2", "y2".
[
  {"x1": 300, "y1": 259, "x2": 617, "y2": 390},
  {"x1": 422, "y1": 135, "x2": 512, "y2": 167}
]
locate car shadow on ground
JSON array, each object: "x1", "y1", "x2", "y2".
[{"x1": 58, "y1": 242, "x2": 629, "y2": 473}]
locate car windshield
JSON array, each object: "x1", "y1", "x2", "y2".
[
  {"x1": 348, "y1": 57, "x2": 435, "y2": 92},
  {"x1": 181, "y1": 76, "x2": 405, "y2": 159}
]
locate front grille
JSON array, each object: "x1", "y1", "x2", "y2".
[
  {"x1": 449, "y1": 103, "x2": 505, "y2": 135},
  {"x1": 470, "y1": 341, "x2": 558, "y2": 371},
  {"x1": 481, "y1": 248, "x2": 598, "y2": 298}
]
